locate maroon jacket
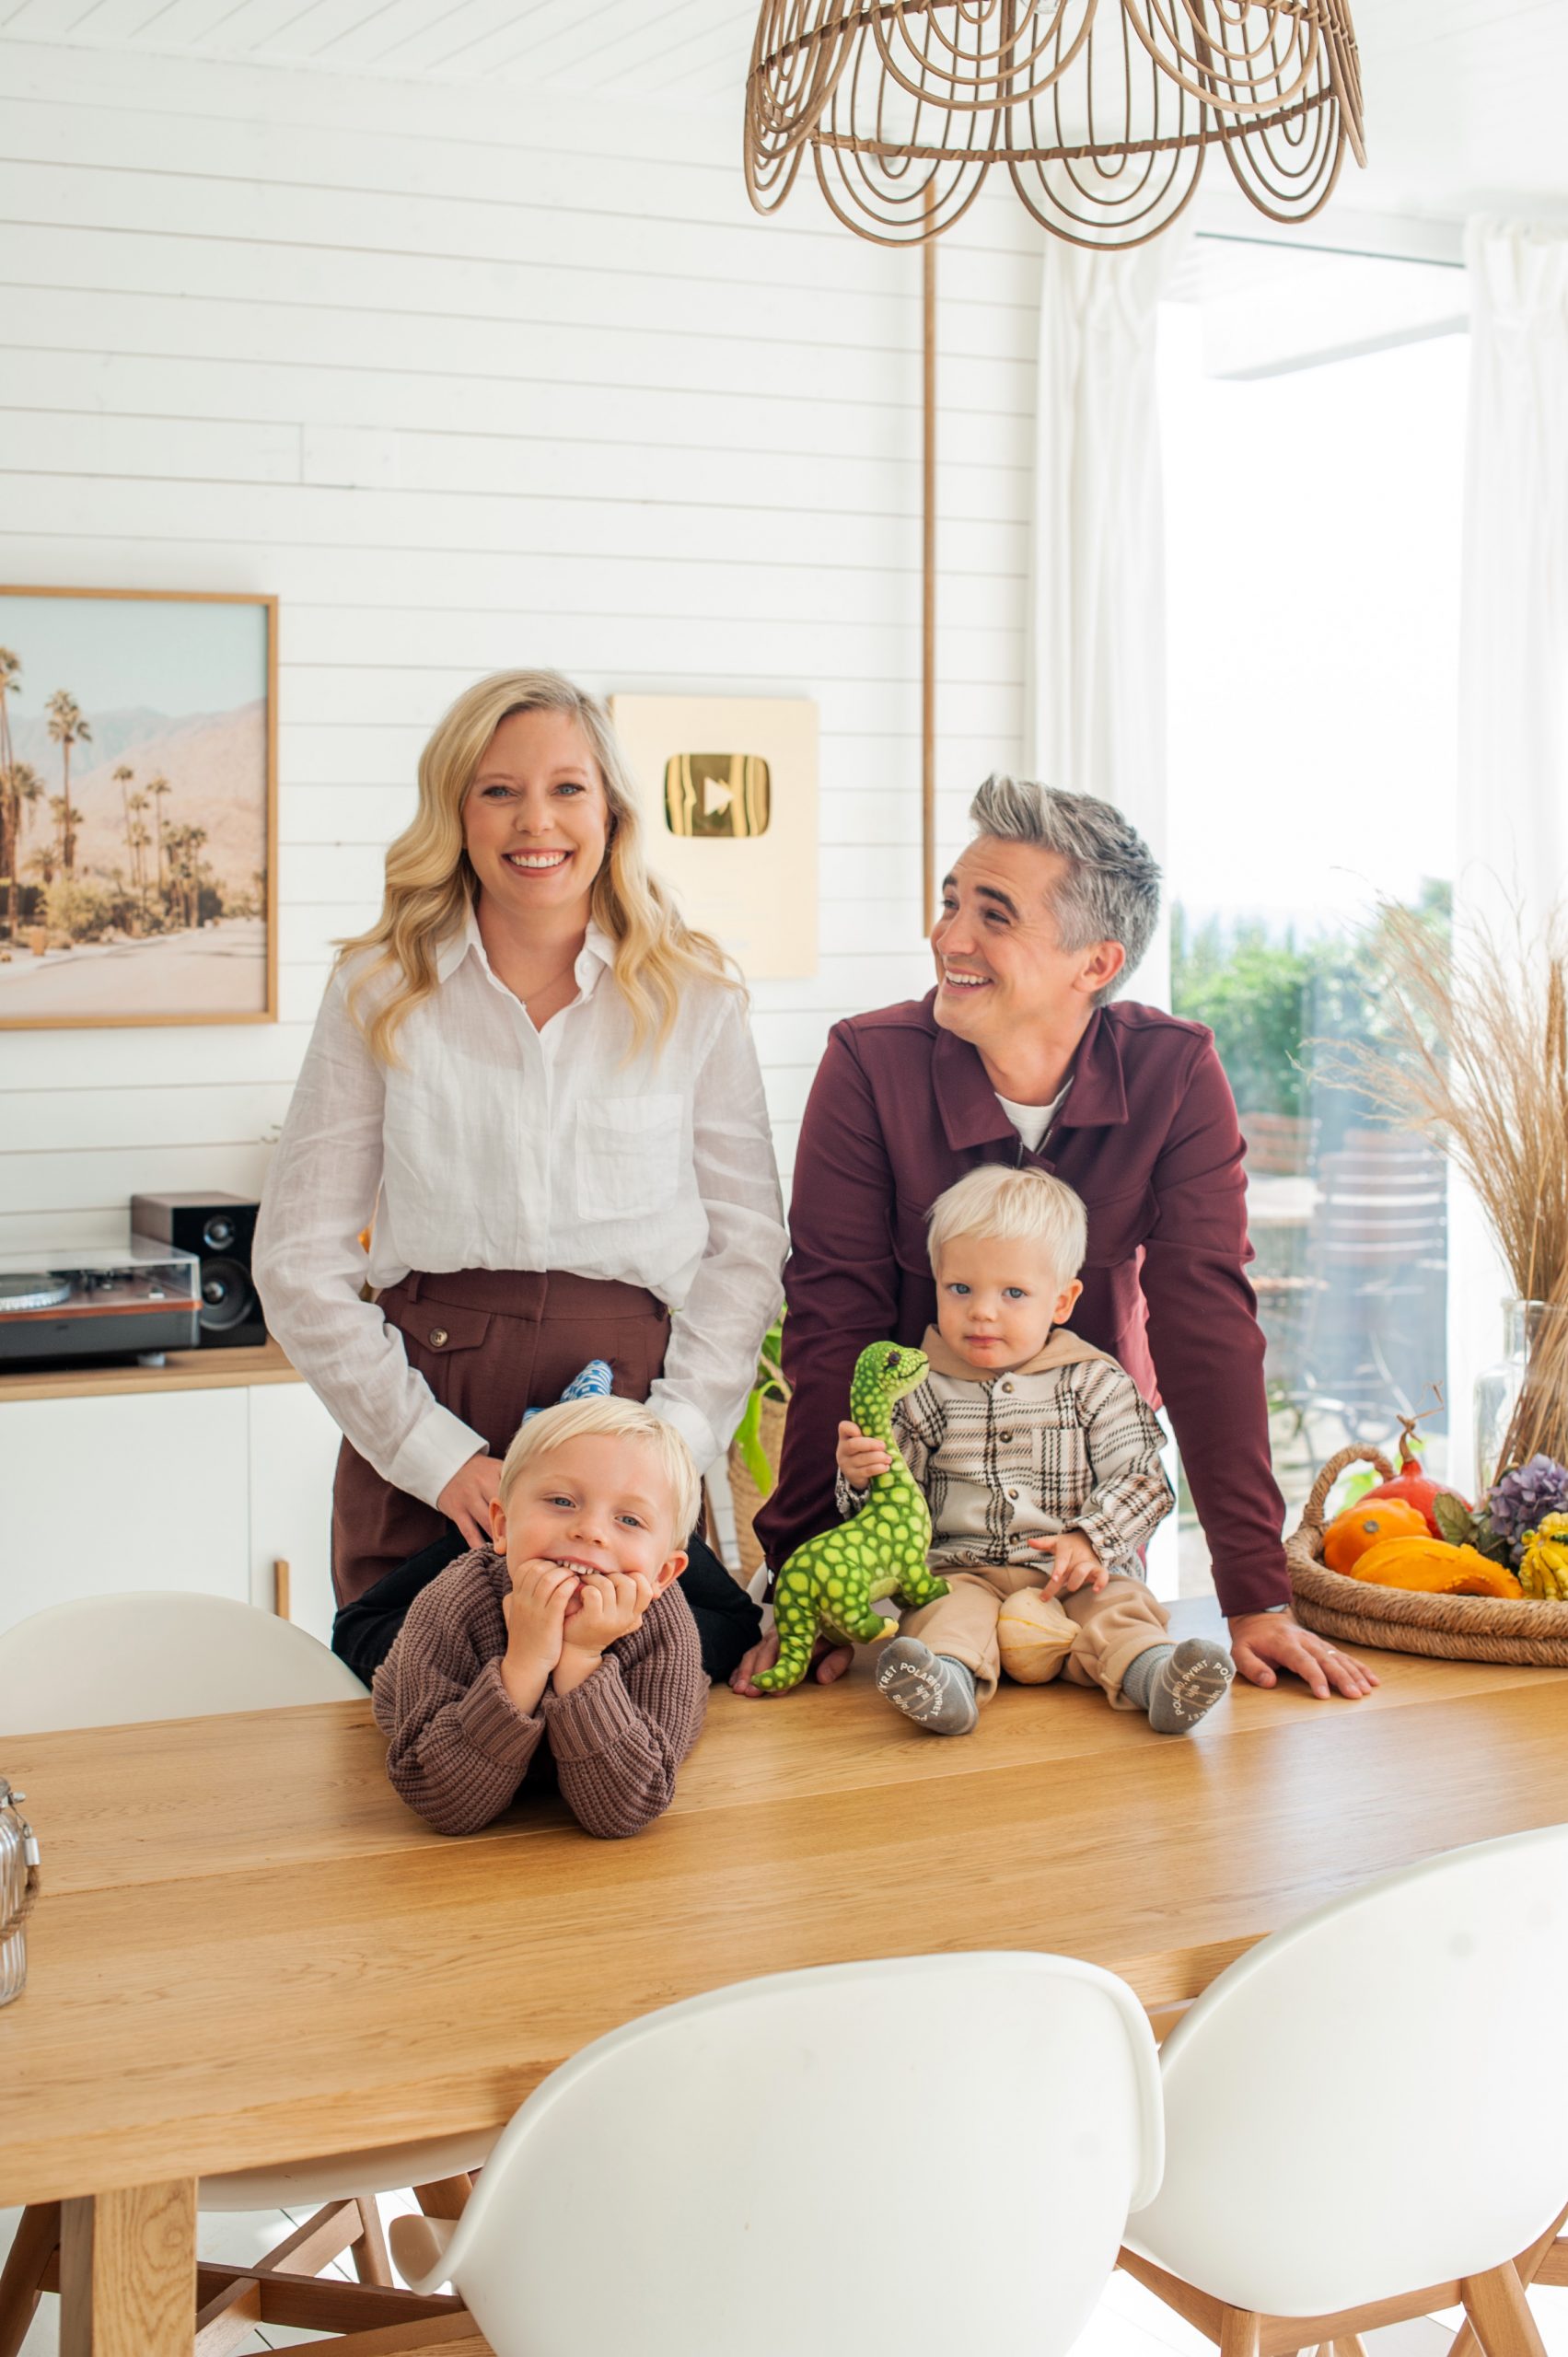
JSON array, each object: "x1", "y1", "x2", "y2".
[{"x1": 753, "y1": 993, "x2": 1290, "y2": 1619}]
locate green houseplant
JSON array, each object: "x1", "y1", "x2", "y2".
[{"x1": 726, "y1": 1313, "x2": 788, "y2": 1581}]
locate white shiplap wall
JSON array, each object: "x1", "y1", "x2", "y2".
[{"x1": 0, "y1": 40, "x2": 1038, "y2": 1248}]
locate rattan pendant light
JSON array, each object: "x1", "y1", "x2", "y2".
[{"x1": 745, "y1": 1, "x2": 1365, "y2": 249}]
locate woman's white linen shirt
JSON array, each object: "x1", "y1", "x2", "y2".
[{"x1": 254, "y1": 913, "x2": 787, "y2": 1507}]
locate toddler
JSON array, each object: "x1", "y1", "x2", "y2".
[
  {"x1": 836, "y1": 1164, "x2": 1235, "y2": 1736},
  {"x1": 375, "y1": 1396, "x2": 706, "y2": 1837}
]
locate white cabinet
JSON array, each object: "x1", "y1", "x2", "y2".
[
  {"x1": 0, "y1": 1388, "x2": 251, "y2": 1633},
  {"x1": 247, "y1": 1382, "x2": 343, "y2": 1646},
  {"x1": 0, "y1": 1374, "x2": 340, "y2": 1644}
]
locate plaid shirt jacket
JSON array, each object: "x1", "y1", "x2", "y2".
[{"x1": 838, "y1": 1326, "x2": 1174, "y2": 1573}]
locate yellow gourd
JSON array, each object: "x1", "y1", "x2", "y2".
[
  {"x1": 1347, "y1": 1533, "x2": 1523, "y2": 1598},
  {"x1": 1322, "y1": 1497, "x2": 1429, "y2": 1574},
  {"x1": 998, "y1": 1588, "x2": 1076, "y2": 1684},
  {"x1": 1519, "y1": 1513, "x2": 1568, "y2": 1602}
]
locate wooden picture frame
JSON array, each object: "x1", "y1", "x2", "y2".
[{"x1": 0, "y1": 586, "x2": 278, "y2": 1029}]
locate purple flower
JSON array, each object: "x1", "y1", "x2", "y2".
[{"x1": 1486, "y1": 1457, "x2": 1568, "y2": 1550}]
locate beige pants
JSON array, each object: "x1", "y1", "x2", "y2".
[{"x1": 900, "y1": 1561, "x2": 1170, "y2": 1708}]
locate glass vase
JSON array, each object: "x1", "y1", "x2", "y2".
[{"x1": 1474, "y1": 1299, "x2": 1568, "y2": 1492}]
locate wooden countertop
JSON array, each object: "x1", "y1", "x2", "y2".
[
  {"x1": 6, "y1": 1643, "x2": 1568, "y2": 2206},
  {"x1": 0, "y1": 1338, "x2": 300, "y2": 1404}
]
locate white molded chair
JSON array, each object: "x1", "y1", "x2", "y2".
[
  {"x1": 0, "y1": 1591, "x2": 489, "y2": 2357},
  {"x1": 0, "y1": 1587, "x2": 366, "y2": 1731},
  {"x1": 1121, "y1": 1822, "x2": 1568, "y2": 2357},
  {"x1": 391, "y1": 1949, "x2": 1164, "y2": 2357}
]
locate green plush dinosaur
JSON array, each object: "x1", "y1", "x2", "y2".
[{"x1": 752, "y1": 1340, "x2": 949, "y2": 1693}]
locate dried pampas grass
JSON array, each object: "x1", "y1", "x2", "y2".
[{"x1": 1318, "y1": 901, "x2": 1568, "y2": 1473}]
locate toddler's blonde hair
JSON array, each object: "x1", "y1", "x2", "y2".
[
  {"x1": 926, "y1": 1165, "x2": 1088, "y2": 1294},
  {"x1": 497, "y1": 1395, "x2": 699, "y2": 1541}
]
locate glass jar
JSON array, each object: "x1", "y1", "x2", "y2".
[
  {"x1": 1473, "y1": 1299, "x2": 1568, "y2": 1492},
  {"x1": 0, "y1": 1776, "x2": 41, "y2": 2007}
]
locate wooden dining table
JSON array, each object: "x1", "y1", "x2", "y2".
[{"x1": 6, "y1": 1631, "x2": 1568, "y2": 2355}]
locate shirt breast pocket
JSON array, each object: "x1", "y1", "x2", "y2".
[
  {"x1": 575, "y1": 1094, "x2": 685, "y2": 1225},
  {"x1": 1031, "y1": 1388, "x2": 1091, "y2": 1501}
]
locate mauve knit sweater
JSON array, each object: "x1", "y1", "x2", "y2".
[{"x1": 372, "y1": 1548, "x2": 706, "y2": 1840}]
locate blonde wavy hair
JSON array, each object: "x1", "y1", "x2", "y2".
[{"x1": 338, "y1": 670, "x2": 739, "y2": 1062}]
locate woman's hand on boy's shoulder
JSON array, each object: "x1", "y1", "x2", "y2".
[{"x1": 437, "y1": 1449, "x2": 503, "y2": 1550}]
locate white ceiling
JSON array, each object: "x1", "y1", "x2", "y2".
[{"x1": 3, "y1": 0, "x2": 1566, "y2": 228}]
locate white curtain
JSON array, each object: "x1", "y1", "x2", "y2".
[
  {"x1": 1026, "y1": 228, "x2": 1190, "y2": 1007},
  {"x1": 1447, "y1": 219, "x2": 1568, "y2": 1483},
  {"x1": 1458, "y1": 220, "x2": 1568, "y2": 927},
  {"x1": 1027, "y1": 230, "x2": 1188, "y2": 1588}
]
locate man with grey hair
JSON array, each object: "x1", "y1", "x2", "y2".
[{"x1": 738, "y1": 776, "x2": 1375, "y2": 1706}]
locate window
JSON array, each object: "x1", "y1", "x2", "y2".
[{"x1": 1157, "y1": 239, "x2": 1469, "y2": 1596}]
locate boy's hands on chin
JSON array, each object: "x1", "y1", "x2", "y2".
[
  {"x1": 1228, "y1": 1608, "x2": 1378, "y2": 1700},
  {"x1": 553, "y1": 1571, "x2": 660, "y2": 1696},
  {"x1": 499, "y1": 1558, "x2": 577, "y2": 1716},
  {"x1": 1028, "y1": 1528, "x2": 1109, "y2": 1596}
]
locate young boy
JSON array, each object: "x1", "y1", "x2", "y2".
[
  {"x1": 836, "y1": 1164, "x2": 1235, "y2": 1737},
  {"x1": 374, "y1": 1397, "x2": 706, "y2": 1838}
]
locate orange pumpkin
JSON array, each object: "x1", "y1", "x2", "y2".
[
  {"x1": 1322, "y1": 1497, "x2": 1430, "y2": 1574},
  {"x1": 1347, "y1": 1534, "x2": 1523, "y2": 1598}
]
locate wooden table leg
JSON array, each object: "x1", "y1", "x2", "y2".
[{"x1": 60, "y1": 2180, "x2": 196, "y2": 2357}]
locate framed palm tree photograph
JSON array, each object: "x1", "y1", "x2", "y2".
[{"x1": 0, "y1": 586, "x2": 276, "y2": 1029}]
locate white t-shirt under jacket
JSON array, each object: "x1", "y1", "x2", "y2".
[{"x1": 254, "y1": 911, "x2": 787, "y2": 1509}]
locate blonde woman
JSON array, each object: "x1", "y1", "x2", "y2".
[{"x1": 255, "y1": 671, "x2": 785, "y2": 1685}]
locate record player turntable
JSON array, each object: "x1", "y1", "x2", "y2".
[{"x1": 0, "y1": 1237, "x2": 203, "y2": 1365}]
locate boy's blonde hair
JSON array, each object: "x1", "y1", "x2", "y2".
[
  {"x1": 926, "y1": 1165, "x2": 1088, "y2": 1292},
  {"x1": 497, "y1": 1395, "x2": 699, "y2": 1541}
]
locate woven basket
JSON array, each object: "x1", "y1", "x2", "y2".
[
  {"x1": 726, "y1": 1396, "x2": 786, "y2": 1584},
  {"x1": 1287, "y1": 1443, "x2": 1568, "y2": 1666}
]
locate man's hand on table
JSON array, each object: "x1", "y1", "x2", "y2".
[
  {"x1": 730, "y1": 1627, "x2": 853, "y2": 1698},
  {"x1": 1228, "y1": 1608, "x2": 1378, "y2": 1700}
]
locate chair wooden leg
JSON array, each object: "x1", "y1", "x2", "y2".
[
  {"x1": 1449, "y1": 2203, "x2": 1568, "y2": 2357},
  {"x1": 275, "y1": 2201, "x2": 365, "y2": 2276},
  {"x1": 352, "y1": 2197, "x2": 394, "y2": 2287},
  {"x1": 1461, "y1": 2263, "x2": 1551, "y2": 2357},
  {"x1": 0, "y1": 2203, "x2": 60, "y2": 2357},
  {"x1": 308, "y1": 2316, "x2": 487, "y2": 2356},
  {"x1": 414, "y1": 2177, "x2": 473, "y2": 2223},
  {"x1": 1221, "y1": 2310, "x2": 1263, "y2": 2357},
  {"x1": 1535, "y1": 2238, "x2": 1568, "y2": 2289},
  {"x1": 193, "y1": 2272, "x2": 265, "y2": 2357}
]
